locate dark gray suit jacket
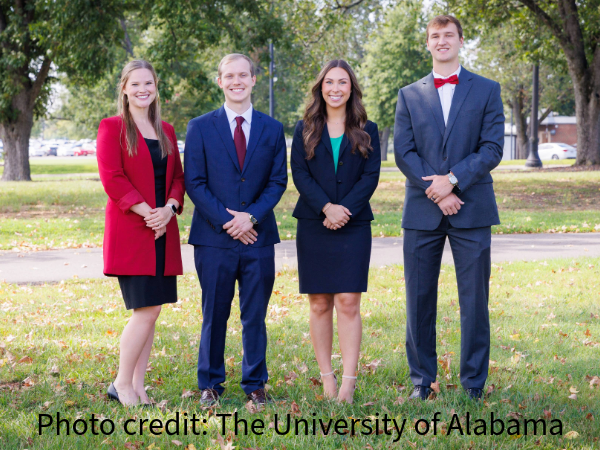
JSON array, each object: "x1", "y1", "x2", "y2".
[{"x1": 394, "y1": 68, "x2": 504, "y2": 230}]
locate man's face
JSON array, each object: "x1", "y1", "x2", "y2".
[
  {"x1": 426, "y1": 23, "x2": 463, "y2": 65},
  {"x1": 217, "y1": 58, "x2": 256, "y2": 105}
]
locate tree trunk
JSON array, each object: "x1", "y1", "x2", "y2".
[
  {"x1": 513, "y1": 90, "x2": 529, "y2": 159},
  {"x1": 379, "y1": 126, "x2": 390, "y2": 161},
  {"x1": 0, "y1": 90, "x2": 34, "y2": 181},
  {"x1": 572, "y1": 78, "x2": 600, "y2": 165}
]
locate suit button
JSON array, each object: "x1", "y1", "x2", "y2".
[
  {"x1": 338, "y1": 161, "x2": 343, "y2": 166},
  {"x1": 241, "y1": 202, "x2": 246, "y2": 206},
  {"x1": 241, "y1": 178, "x2": 245, "y2": 182},
  {"x1": 337, "y1": 180, "x2": 342, "y2": 184},
  {"x1": 443, "y1": 156, "x2": 448, "y2": 161}
]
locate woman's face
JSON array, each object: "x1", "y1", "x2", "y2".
[
  {"x1": 321, "y1": 67, "x2": 351, "y2": 110},
  {"x1": 123, "y1": 68, "x2": 157, "y2": 110}
]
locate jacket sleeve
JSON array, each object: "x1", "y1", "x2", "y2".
[
  {"x1": 246, "y1": 122, "x2": 288, "y2": 223},
  {"x1": 450, "y1": 82, "x2": 504, "y2": 192},
  {"x1": 393, "y1": 89, "x2": 436, "y2": 191},
  {"x1": 96, "y1": 118, "x2": 145, "y2": 214},
  {"x1": 166, "y1": 127, "x2": 185, "y2": 214},
  {"x1": 339, "y1": 122, "x2": 381, "y2": 216},
  {"x1": 183, "y1": 119, "x2": 232, "y2": 232},
  {"x1": 290, "y1": 121, "x2": 332, "y2": 216}
]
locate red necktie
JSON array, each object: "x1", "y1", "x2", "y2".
[
  {"x1": 234, "y1": 116, "x2": 246, "y2": 170},
  {"x1": 434, "y1": 74, "x2": 459, "y2": 89}
]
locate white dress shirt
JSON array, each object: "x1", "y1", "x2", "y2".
[
  {"x1": 432, "y1": 65, "x2": 461, "y2": 126},
  {"x1": 224, "y1": 102, "x2": 252, "y2": 147}
]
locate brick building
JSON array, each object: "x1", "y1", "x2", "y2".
[{"x1": 539, "y1": 114, "x2": 577, "y2": 145}]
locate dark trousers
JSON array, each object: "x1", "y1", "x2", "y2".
[
  {"x1": 194, "y1": 244, "x2": 275, "y2": 395},
  {"x1": 403, "y1": 216, "x2": 491, "y2": 390}
]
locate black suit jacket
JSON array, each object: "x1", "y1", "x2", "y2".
[{"x1": 291, "y1": 120, "x2": 381, "y2": 221}]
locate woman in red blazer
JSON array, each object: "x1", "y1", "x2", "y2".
[{"x1": 97, "y1": 59, "x2": 185, "y2": 406}]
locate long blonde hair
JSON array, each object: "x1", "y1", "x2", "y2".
[{"x1": 117, "y1": 60, "x2": 172, "y2": 158}]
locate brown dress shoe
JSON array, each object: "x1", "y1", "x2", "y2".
[
  {"x1": 246, "y1": 388, "x2": 272, "y2": 405},
  {"x1": 200, "y1": 388, "x2": 220, "y2": 405}
]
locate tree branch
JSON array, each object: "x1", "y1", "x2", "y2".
[
  {"x1": 120, "y1": 18, "x2": 134, "y2": 57},
  {"x1": 332, "y1": 0, "x2": 366, "y2": 12},
  {"x1": 517, "y1": 0, "x2": 566, "y2": 42},
  {"x1": 29, "y1": 56, "x2": 52, "y2": 110}
]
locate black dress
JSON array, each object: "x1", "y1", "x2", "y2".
[{"x1": 117, "y1": 139, "x2": 177, "y2": 310}]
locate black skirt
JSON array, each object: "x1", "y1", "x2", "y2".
[
  {"x1": 296, "y1": 219, "x2": 372, "y2": 294},
  {"x1": 117, "y1": 138, "x2": 177, "y2": 310}
]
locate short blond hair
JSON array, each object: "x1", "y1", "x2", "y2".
[{"x1": 217, "y1": 53, "x2": 255, "y2": 78}]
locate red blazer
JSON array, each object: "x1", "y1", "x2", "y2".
[{"x1": 97, "y1": 116, "x2": 185, "y2": 276}]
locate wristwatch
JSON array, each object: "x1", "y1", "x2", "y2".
[
  {"x1": 448, "y1": 172, "x2": 461, "y2": 193},
  {"x1": 248, "y1": 214, "x2": 258, "y2": 225},
  {"x1": 167, "y1": 204, "x2": 177, "y2": 216}
]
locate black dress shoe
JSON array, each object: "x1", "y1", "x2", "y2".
[
  {"x1": 465, "y1": 388, "x2": 483, "y2": 400},
  {"x1": 246, "y1": 388, "x2": 272, "y2": 405},
  {"x1": 409, "y1": 385, "x2": 433, "y2": 400},
  {"x1": 200, "y1": 388, "x2": 220, "y2": 406},
  {"x1": 107, "y1": 383, "x2": 120, "y2": 402}
]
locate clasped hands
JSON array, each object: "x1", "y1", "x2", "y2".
[
  {"x1": 145, "y1": 205, "x2": 174, "y2": 239},
  {"x1": 223, "y1": 208, "x2": 257, "y2": 245},
  {"x1": 322, "y1": 203, "x2": 352, "y2": 230},
  {"x1": 422, "y1": 174, "x2": 464, "y2": 216}
]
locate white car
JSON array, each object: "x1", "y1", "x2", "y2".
[
  {"x1": 57, "y1": 142, "x2": 77, "y2": 156},
  {"x1": 537, "y1": 143, "x2": 577, "y2": 160}
]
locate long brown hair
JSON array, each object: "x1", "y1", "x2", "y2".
[
  {"x1": 117, "y1": 60, "x2": 172, "y2": 158},
  {"x1": 302, "y1": 59, "x2": 372, "y2": 160}
]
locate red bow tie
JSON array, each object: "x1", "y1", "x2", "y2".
[{"x1": 434, "y1": 74, "x2": 459, "y2": 89}]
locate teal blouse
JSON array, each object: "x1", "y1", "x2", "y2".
[{"x1": 330, "y1": 135, "x2": 344, "y2": 174}]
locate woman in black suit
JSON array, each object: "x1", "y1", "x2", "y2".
[{"x1": 291, "y1": 59, "x2": 380, "y2": 403}]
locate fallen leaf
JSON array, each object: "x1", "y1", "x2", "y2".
[
  {"x1": 430, "y1": 380, "x2": 440, "y2": 393},
  {"x1": 156, "y1": 400, "x2": 168, "y2": 411},
  {"x1": 564, "y1": 430, "x2": 579, "y2": 439},
  {"x1": 568, "y1": 394, "x2": 577, "y2": 400},
  {"x1": 543, "y1": 409, "x2": 552, "y2": 419},
  {"x1": 394, "y1": 396, "x2": 405, "y2": 405},
  {"x1": 362, "y1": 402, "x2": 376, "y2": 407},
  {"x1": 171, "y1": 441, "x2": 183, "y2": 447},
  {"x1": 296, "y1": 362, "x2": 308, "y2": 374},
  {"x1": 569, "y1": 386, "x2": 579, "y2": 394},
  {"x1": 445, "y1": 384, "x2": 457, "y2": 390},
  {"x1": 185, "y1": 445, "x2": 197, "y2": 450},
  {"x1": 245, "y1": 400, "x2": 258, "y2": 414},
  {"x1": 18, "y1": 356, "x2": 33, "y2": 364},
  {"x1": 486, "y1": 384, "x2": 495, "y2": 395},
  {"x1": 181, "y1": 389, "x2": 195, "y2": 399},
  {"x1": 290, "y1": 400, "x2": 301, "y2": 415},
  {"x1": 586, "y1": 413, "x2": 593, "y2": 420}
]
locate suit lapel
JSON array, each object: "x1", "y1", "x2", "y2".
[
  {"x1": 320, "y1": 123, "x2": 334, "y2": 157},
  {"x1": 213, "y1": 106, "x2": 241, "y2": 173},
  {"x1": 242, "y1": 109, "x2": 265, "y2": 175},
  {"x1": 422, "y1": 73, "x2": 445, "y2": 138},
  {"x1": 338, "y1": 133, "x2": 351, "y2": 160},
  {"x1": 443, "y1": 69, "x2": 474, "y2": 148}
]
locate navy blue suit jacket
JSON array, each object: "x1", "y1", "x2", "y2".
[
  {"x1": 394, "y1": 68, "x2": 504, "y2": 230},
  {"x1": 291, "y1": 120, "x2": 381, "y2": 221},
  {"x1": 184, "y1": 106, "x2": 288, "y2": 248}
]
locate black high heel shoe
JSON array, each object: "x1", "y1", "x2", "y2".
[
  {"x1": 107, "y1": 383, "x2": 120, "y2": 402},
  {"x1": 107, "y1": 382, "x2": 153, "y2": 407}
]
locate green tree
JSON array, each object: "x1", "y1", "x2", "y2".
[
  {"x1": 360, "y1": 0, "x2": 431, "y2": 159},
  {"x1": 449, "y1": 0, "x2": 600, "y2": 165},
  {"x1": 0, "y1": 0, "x2": 129, "y2": 181},
  {"x1": 468, "y1": 23, "x2": 575, "y2": 159}
]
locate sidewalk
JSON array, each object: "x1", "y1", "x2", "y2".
[{"x1": 2, "y1": 233, "x2": 600, "y2": 284}]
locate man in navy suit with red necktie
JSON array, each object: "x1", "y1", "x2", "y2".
[
  {"x1": 394, "y1": 15, "x2": 504, "y2": 401},
  {"x1": 184, "y1": 53, "x2": 287, "y2": 406}
]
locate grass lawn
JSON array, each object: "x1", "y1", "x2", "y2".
[
  {"x1": 1, "y1": 162, "x2": 599, "y2": 250},
  {"x1": 0, "y1": 157, "x2": 99, "y2": 176},
  {"x1": 0, "y1": 258, "x2": 599, "y2": 449}
]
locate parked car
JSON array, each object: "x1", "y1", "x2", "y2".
[
  {"x1": 42, "y1": 143, "x2": 58, "y2": 156},
  {"x1": 537, "y1": 143, "x2": 577, "y2": 160},
  {"x1": 29, "y1": 144, "x2": 45, "y2": 157},
  {"x1": 74, "y1": 143, "x2": 95, "y2": 156},
  {"x1": 57, "y1": 142, "x2": 77, "y2": 156}
]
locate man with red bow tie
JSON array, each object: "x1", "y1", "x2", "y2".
[{"x1": 394, "y1": 15, "x2": 504, "y2": 401}]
